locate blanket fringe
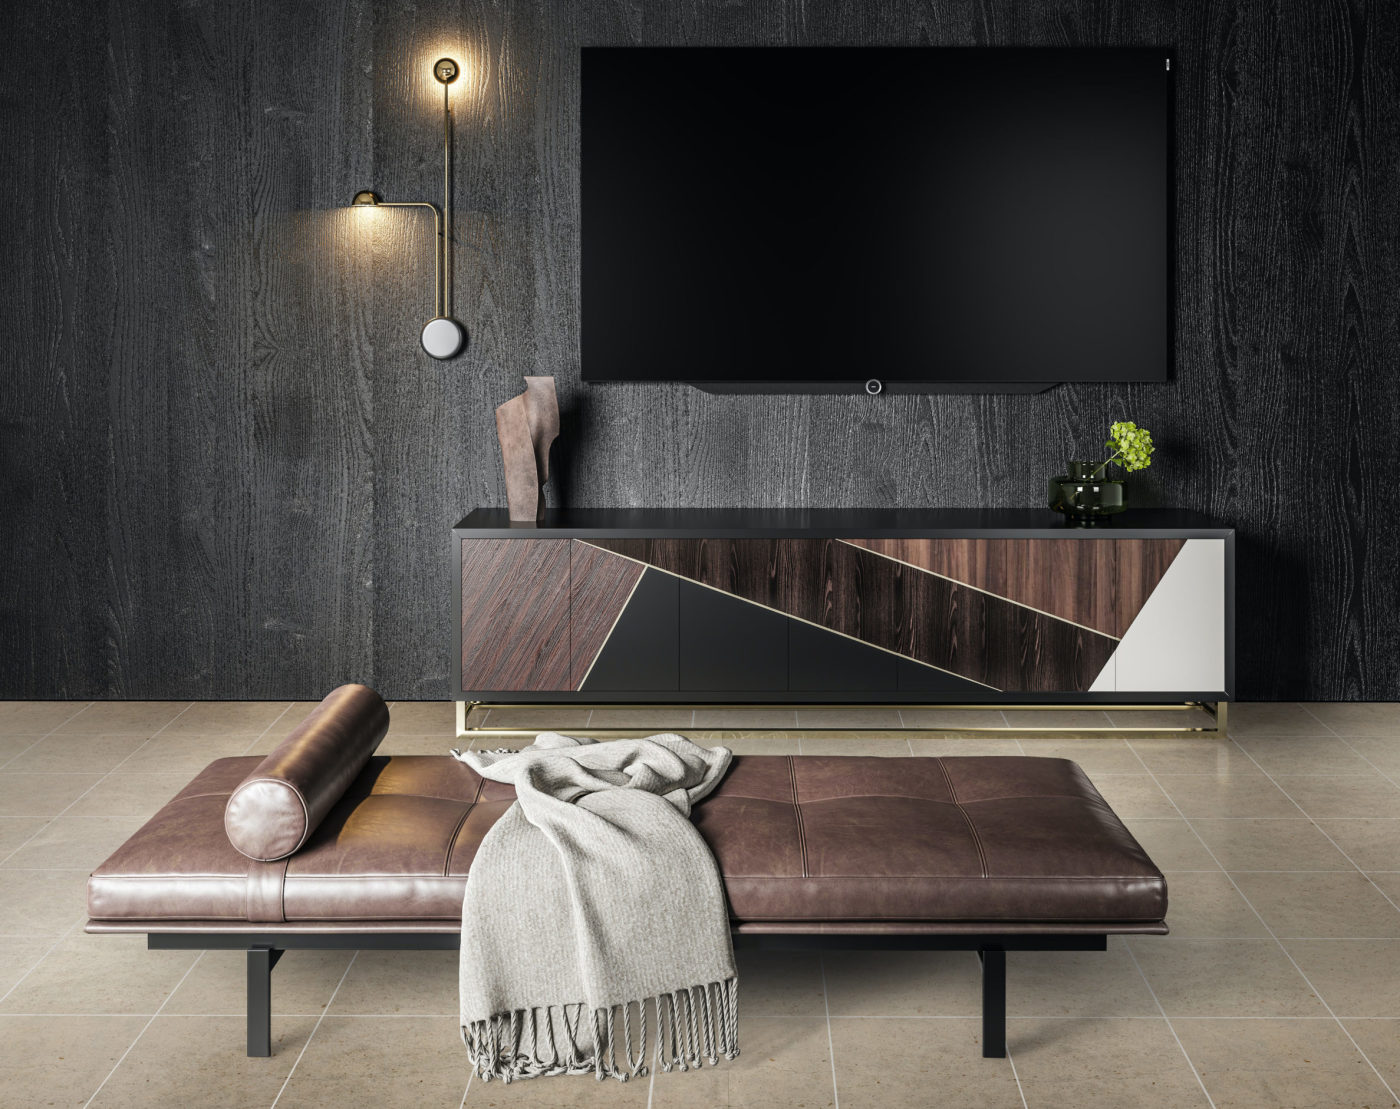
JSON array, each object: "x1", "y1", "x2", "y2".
[{"x1": 462, "y1": 977, "x2": 739, "y2": 1083}]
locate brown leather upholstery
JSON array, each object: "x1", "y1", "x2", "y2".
[
  {"x1": 224, "y1": 685, "x2": 389, "y2": 862},
  {"x1": 89, "y1": 754, "x2": 1166, "y2": 933}
]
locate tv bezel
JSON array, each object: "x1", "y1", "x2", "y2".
[{"x1": 580, "y1": 45, "x2": 1176, "y2": 395}]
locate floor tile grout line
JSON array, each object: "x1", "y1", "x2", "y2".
[
  {"x1": 1005, "y1": 1042, "x2": 1030, "y2": 1109},
  {"x1": 1, "y1": 702, "x2": 292, "y2": 868},
  {"x1": 0, "y1": 916, "x2": 86, "y2": 1007},
  {"x1": 1122, "y1": 735, "x2": 1400, "y2": 1106},
  {"x1": 1296, "y1": 703, "x2": 1343, "y2": 739},
  {"x1": 81, "y1": 951, "x2": 204, "y2": 1108},
  {"x1": 1327, "y1": 741, "x2": 1400, "y2": 792},
  {"x1": 270, "y1": 950, "x2": 359, "y2": 1108},
  {"x1": 0, "y1": 702, "x2": 197, "y2": 867},
  {"x1": 1303, "y1": 702, "x2": 1400, "y2": 794},
  {"x1": 1223, "y1": 738, "x2": 1400, "y2": 919},
  {"x1": 93, "y1": 702, "x2": 197, "y2": 775},
  {"x1": 0, "y1": 702, "x2": 97, "y2": 771},
  {"x1": 819, "y1": 954, "x2": 840, "y2": 1109},
  {"x1": 1122, "y1": 936, "x2": 1218, "y2": 1108},
  {"x1": 237, "y1": 703, "x2": 300, "y2": 757}
]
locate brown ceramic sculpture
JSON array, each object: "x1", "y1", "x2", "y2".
[{"x1": 495, "y1": 376, "x2": 559, "y2": 522}]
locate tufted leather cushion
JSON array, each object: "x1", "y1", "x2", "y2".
[
  {"x1": 88, "y1": 754, "x2": 1166, "y2": 932},
  {"x1": 224, "y1": 685, "x2": 389, "y2": 862}
]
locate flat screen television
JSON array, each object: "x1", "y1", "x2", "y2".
[{"x1": 581, "y1": 47, "x2": 1172, "y2": 393}]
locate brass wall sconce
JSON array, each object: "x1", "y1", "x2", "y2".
[{"x1": 352, "y1": 58, "x2": 465, "y2": 360}]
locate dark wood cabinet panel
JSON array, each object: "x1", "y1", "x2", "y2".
[
  {"x1": 844, "y1": 538, "x2": 1185, "y2": 638},
  {"x1": 586, "y1": 538, "x2": 1117, "y2": 691},
  {"x1": 1104, "y1": 540, "x2": 1187, "y2": 637},
  {"x1": 876, "y1": 544, "x2": 1118, "y2": 691},
  {"x1": 460, "y1": 540, "x2": 570, "y2": 691}
]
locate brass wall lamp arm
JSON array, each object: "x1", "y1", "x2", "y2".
[
  {"x1": 350, "y1": 192, "x2": 444, "y2": 318},
  {"x1": 348, "y1": 58, "x2": 464, "y2": 360}
]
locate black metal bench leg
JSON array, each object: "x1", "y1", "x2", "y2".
[
  {"x1": 978, "y1": 947, "x2": 1006, "y2": 1058},
  {"x1": 247, "y1": 946, "x2": 283, "y2": 1057}
]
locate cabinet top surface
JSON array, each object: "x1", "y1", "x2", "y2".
[{"x1": 454, "y1": 507, "x2": 1232, "y2": 538}]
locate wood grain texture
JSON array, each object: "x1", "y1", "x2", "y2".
[
  {"x1": 1, "y1": 0, "x2": 1397, "y2": 699},
  {"x1": 460, "y1": 539, "x2": 570, "y2": 691},
  {"x1": 844, "y1": 538, "x2": 1185, "y2": 637},
  {"x1": 568, "y1": 540, "x2": 644, "y2": 688},
  {"x1": 586, "y1": 538, "x2": 1117, "y2": 691},
  {"x1": 0, "y1": 2, "x2": 113, "y2": 694}
]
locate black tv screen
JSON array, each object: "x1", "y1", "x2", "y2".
[{"x1": 581, "y1": 47, "x2": 1172, "y2": 392}]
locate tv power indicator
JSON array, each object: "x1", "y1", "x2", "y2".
[{"x1": 864, "y1": 379, "x2": 884, "y2": 395}]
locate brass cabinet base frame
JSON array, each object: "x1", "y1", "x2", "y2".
[{"x1": 454, "y1": 700, "x2": 1228, "y2": 739}]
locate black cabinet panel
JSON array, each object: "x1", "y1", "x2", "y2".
[
  {"x1": 788, "y1": 620, "x2": 897, "y2": 692},
  {"x1": 580, "y1": 570, "x2": 679, "y2": 691},
  {"x1": 678, "y1": 581, "x2": 788, "y2": 692}
]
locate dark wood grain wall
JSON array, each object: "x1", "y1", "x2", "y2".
[{"x1": 1, "y1": 0, "x2": 1396, "y2": 700}]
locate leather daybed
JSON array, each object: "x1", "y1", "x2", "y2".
[{"x1": 86, "y1": 685, "x2": 1168, "y2": 1059}]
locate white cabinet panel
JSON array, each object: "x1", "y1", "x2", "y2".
[{"x1": 1102, "y1": 539, "x2": 1225, "y2": 692}]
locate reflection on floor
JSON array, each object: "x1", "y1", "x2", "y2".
[{"x1": 1, "y1": 699, "x2": 1398, "y2": 1107}]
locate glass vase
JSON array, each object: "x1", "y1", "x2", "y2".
[{"x1": 1049, "y1": 461, "x2": 1126, "y2": 526}]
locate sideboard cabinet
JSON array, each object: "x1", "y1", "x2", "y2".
[{"x1": 453, "y1": 509, "x2": 1233, "y2": 705}]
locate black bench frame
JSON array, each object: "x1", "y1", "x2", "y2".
[{"x1": 148, "y1": 930, "x2": 1109, "y2": 1060}]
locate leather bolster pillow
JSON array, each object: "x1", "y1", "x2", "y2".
[{"x1": 224, "y1": 684, "x2": 390, "y2": 862}]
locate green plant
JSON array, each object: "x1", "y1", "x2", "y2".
[{"x1": 1092, "y1": 420, "x2": 1155, "y2": 477}]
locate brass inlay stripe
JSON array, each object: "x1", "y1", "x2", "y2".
[
  {"x1": 836, "y1": 540, "x2": 1123, "y2": 642},
  {"x1": 576, "y1": 540, "x2": 1002, "y2": 692}
]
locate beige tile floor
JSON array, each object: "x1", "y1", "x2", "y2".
[{"x1": 0, "y1": 700, "x2": 1398, "y2": 1107}]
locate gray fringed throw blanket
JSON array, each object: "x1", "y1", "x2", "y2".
[{"x1": 451, "y1": 732, "x2": 738, "y2": 1083}]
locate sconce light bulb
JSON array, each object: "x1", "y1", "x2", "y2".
[
  {"x1": 352, "y1": 190, "x2": 381, "y2": 206},
  {"x1": 433, "y1": 58, "x2": 460, "y2": 84}
]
